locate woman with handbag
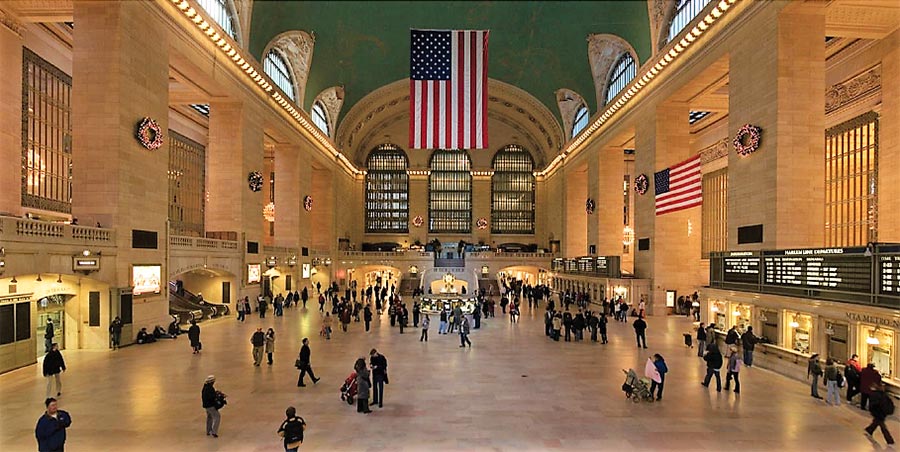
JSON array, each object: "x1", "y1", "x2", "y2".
[{"x1": 277, "y1": 406, "x2": 306, "y2": 451}]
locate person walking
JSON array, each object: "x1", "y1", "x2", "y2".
[
  {"x1": 44, "y1": 319, "x2": 54, "y2": 354},
  {"x1": 296, "y1": 338, "x2": 320, "y2": 387},
  {"x1": 265, "y1": 328, "x2": 276, "y2": 365},
  {"x1": 188, "y1": 320, "x2": 201, "y2": 354},
  {"x1": 43, "y1": 343, "x2": 66, "y2": 398},
  {"x1": 439, "y1": 309, "x2": 448, "y2": 335},
  {"x1": 741, "y1": 326, "x2": 758, "y2": 367},
  {"x1": 459, "y1": 315, "x2": 472, "y2": 347},
  {"x1": 701, "y1": 345, "x2": 723, "y2": 392},
  {"x1": 251, "y1": 328, "x2": 265, "y2": 366},
  {"x1": 259, "y1": 296, "x2": 268, "y2": 319},
  {"x1": 551, "y1": 312, "x2": 562, "y2": 341},
  {"x1": 364, "y1": 305, "x2": 373, "y2": 332},
  {"x1": 824, "y1": 358, "x2": 841, "y2": 406},
  {"x1": 237, "y1": 297, "x2": 246, "y2": 322},
  {"x1": 370, "y1": 349, "x2": 388, "y2": 408},
  {"x1": 277, "y1": 406, "x2": 306, "y2": 452},
  {"x1": 109, "y1": 316, "x2": 123, "y2": 350},
  {"x1": 807, "y1": 354, "x2": 823, "y2": 399},
  {"x1": 696, "y1": 323, "x2": 708, "y2": 357},
  {"x1": 354, "y1": 358, "x2": 372, "y2": 414},
  {"x1": 859, "y1": 363, "x2": 882, "y2": 410},
  {"x1": 648, "y1": 354, "x2": 668, "y2": 401},
  {"x1": 322, "y1": 313, "x2": 334, "y2": 340},
  {"x1": 201, "y1": 375, "x2": 222, "y2": 438},
  {"x1": 420, "y1": 314, "x2": 430, "y2": 342},
  {"x1": 633, "y1": 315, "x2": 648, "y2": 349},
  {"x1": 864, "y1": 382, "x2": 896, "y2": 445},
  {"x1": 724, "y1": 346, "x2": 742, "y2": 394},
  {"x1": 845, "y1": 354, "x2": 862, "y2": 403},
  {"x1": 35, "y1": 397, "x2": 71, "y2": 452},
  {"x1": 301, "y1": 287, "x2": 309, "y2": 309}
]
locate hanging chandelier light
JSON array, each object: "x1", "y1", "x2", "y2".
[{"x1": 263, "y1": 202, "x2": 275, "y2": 222}]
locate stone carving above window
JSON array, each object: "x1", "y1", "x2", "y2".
[
  {"x1": 232, "y1": 0, "x2": 253, "y2": 48},
  {"x1": 555, "y1": 89, "x2": 587, "y2": 138},
  {"x1": 263, "y1": 30, "x2": 315, "y2": 106},
  {"x1": 587, "y1": 34, "x2": 637, "y2": 109},
  {"x1": 647, "y1": 0, "x2": 677, "y2": 54},
  {"x1": 313, "y1": 86, "x2": 345, "y2": 137},
  {"x1": 825, "y1": 65, "x2": 881, "y2": 115},
  {"x1": 699, "y1": 138, "x2": 729, "y2": 165}
]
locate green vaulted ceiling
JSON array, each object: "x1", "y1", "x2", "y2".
[{"x1": 250, "y1": 1, "x2": 650, "y2": 125}]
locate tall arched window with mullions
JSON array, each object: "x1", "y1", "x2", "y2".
[
  {"x1": 491, "y1": 145, "x2": 535, "y2": 234},
  {"x1": 429, "y1": 149, "x2": 472, "y2": 233},
  {"x1": 311, "y1": 102, "x2": 330, "y2": 136},
  {"x1": 263, "y1": 49, "x2": 296, "y2": 102},
  {"x1": 196, "y1": 0, "x2": 240, "y2": 43},
  {"x1": 365, "y1": 144, "x2": 409, "y2": 233},
  {"x1": 572, "y1": 105, "x2": 589, "y2": 138},
  {"x1": 604, "y1": 52, "x2": 636, "y2": 106}
]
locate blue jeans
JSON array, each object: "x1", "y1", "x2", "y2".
[
  {"x1": 372, "y1": 375, "x2": 385, "y2": 407},
  {"x1": 826, "y1": 380, "x2": 840, "y2": 405},
  {"x1": 743, "y1": 349, "x2": 754, "y2": 367}
]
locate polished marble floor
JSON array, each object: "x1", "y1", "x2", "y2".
[{"x1": 1, "y1": 302, "x2": 895, "y2": 451}]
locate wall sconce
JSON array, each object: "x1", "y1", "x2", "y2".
[
  {"x1": 288, "y1": 255, "x2": 297, "y2": 267},
  {"x1": 789, "y1": 315, "x2": 800, "y2": 329},
  {"x1": 265, "y1": 256, "x2": 277, "y2": 268}
]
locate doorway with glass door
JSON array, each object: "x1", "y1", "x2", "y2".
[{"x1": 36, "y1": 295, "x2": 71, "y2": 356}]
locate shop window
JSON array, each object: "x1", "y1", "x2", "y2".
[
  {"x1": 732, "y1": 304, "x2": 751, "y2": 332},
  {"x1": 701, "y1": 168, "x2": 727, "y2": 257},
  {"x1": 864, "y1": 327, "x2": 893, "y2": 378},
  {"x1": 826, "y1": 322, "x2": 849, "y2": 364},
  {"x1": 825, "y1": 112, "x2": 878, "y2": 247},
  {"x1": 760, "y1": 309, "x2": 779, "y2": 345},
  {"x1": 789, "y1": 313, "x2": 813, "y2": 354},
  {"x1": 711, "y1": 300, "x2": 726, "y2": 330},
  {"x1": 491, "y1": 145, "x2": 535, "y2": 234},
  {"x1": 365, "y1": 144, "x2": 409, "y2": 233},
  {"x1": 22, "y1": 48, "x2": 73, "y2": 214}
]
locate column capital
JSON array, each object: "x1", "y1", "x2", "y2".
[{"x1": 0, "y1": 7, "x2": 25, "y2": 37}]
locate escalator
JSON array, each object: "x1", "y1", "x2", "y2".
[{"x1": 168, "y1": 283, "x2": 230, "y2": 323}]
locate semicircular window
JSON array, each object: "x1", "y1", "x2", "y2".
[{"x1": 263, "y1": 49, "x2": 295, "y2": 102}]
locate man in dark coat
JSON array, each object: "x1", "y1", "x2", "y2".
[
  {"x1": 43, "y1": 344, "x2": 66, "y2": 398},
  {"x1": 370, "y1": 349, "x2": 388, "y2": 408},
  {"x1": 296, "y1": 338, "x2": 320, "y2": 387},
  {"x1": 865, "y1": 382, "x2": 895, "y2": 445},
  {"x1": 741, "y1": 326, "x2": 758, "y2": 366},
  {"x1": 188, "y1": 320, "x2": 201, "y2": 354},
  {"x1": 701, "y1": 346, "x2": 724, "y2": 392},
  {"x1": 633, "y1": 316, "x2": 648, "y2": 349},
  {"x1": 35, "y1": 397, "x2": 71, "y2": 451}
]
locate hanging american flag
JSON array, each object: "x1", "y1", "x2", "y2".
[
  {"x1": 410, "y1": 29, "x2": 489, "y2": 150},
  {"x1": 654, "y1": 154, "x2": 702, "y2": 215}
]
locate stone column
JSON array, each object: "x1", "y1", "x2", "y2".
[
  {"x1": 877, "y1": 30, "x2": 900, "y2": 241},
  {"x1": 594, "y1": 147, "x2": 625, "y2": 257},
  {"x1": 310, "y1": 167, "x2": 334, "y2": 252},
  {"x1": 274, "y1": 144, "x2": 301, "y2": 247},
  {"x1": 71, "y1": 0, "x2": 170, "y2": 327},
  {"x1": 728, "y1": 2, "x2": 826, "y2": 249},
  {"x1": 564, "y1": 164, "x2": 588, "y2": 256},
  {"x1": 0, "y1": 11, "x2": 23, "y2": 215}
]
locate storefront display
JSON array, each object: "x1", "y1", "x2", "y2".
[
  {"x1": 788, "y1": 313, "x2": 813, "y2": 354},
  {"x1": 863, "y1": 326, "x2": 893, "y2": 378},
  {"x1": 711, "y1": 301, "x2": 726, "y2": 330},
  {"x1": 732, "y1": 304, "x2": 751, "y2": 332}
]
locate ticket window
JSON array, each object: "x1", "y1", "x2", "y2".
[
  {"x1": 760, "y1": 309, "x2": 779, "y2": 345},
  {"x1": 789, "y1": 313, "x2": 813, "y2": 354},
  {"x1": 826, "y1": 322, "x2": 849, "y2": 364},
  {"x1": 732, "y1": 304, "x2": 751, "y2": 333},
  {"x1": 711, "y1": 301, "x2": 726, "y2": 330},
  {"x1": 863, "y1": 327, "x2": 893, "y2": 379}
]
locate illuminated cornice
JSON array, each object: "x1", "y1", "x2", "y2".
[
  {"x1": 166, "y1": 0, "x2": 363, "y2": 176},
  {"x1": 537, "y1": 0, "x2": 739, "y2": 177}
]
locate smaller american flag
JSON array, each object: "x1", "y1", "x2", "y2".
[{"x1": 654, "y1": 155, "x2": 702, "y2": 215}]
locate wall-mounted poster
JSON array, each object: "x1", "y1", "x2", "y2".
[
  {"x1": 132, "y1": 265, "x2": 161, "y2": 295},
  {"x1": 248, "y1": 264, "x2": 261, "y2": 284},
  {"x1": 302, "y1": 263, "x2": 311, "y2": 279}
]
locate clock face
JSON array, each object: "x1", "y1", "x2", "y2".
[{"x1": 248, "y1": 172, "x2": 263, "y2": 192}]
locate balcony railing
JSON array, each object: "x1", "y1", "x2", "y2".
[
  {"x1": 169, "y1": 235, "x2": 239, "y2": 250},
  {"x1": 0, "y1": 215, "x2": 115, "y2": 244}
]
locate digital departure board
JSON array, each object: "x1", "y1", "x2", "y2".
[
  {"x1": 722, "y1": 252, "x2": 760, "y2": 284},
  {"x1": 762, "y1": 248, "x2": 871, "y2": 293}
]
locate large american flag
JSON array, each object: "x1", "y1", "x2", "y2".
[
  {"x1": 410, "y1": 29, "x2": 489, "y2": 150},
  {"x1": 654, "y1": 155, "x2": 702, "y2": 215}
]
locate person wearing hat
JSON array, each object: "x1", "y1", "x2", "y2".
[
  {"x1": 201, "y1": 375, "x2": 221, "y2": 437},
  {"x1": 807, "y1": 354, "x2": 823, "y2": 400},
  {"x1": 724, "y1": 346, "x2": 742, "y2": 394}
]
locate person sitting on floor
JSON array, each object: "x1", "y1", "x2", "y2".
[
  {"x1": 136, "y1": 327, "x2": 157, "y2": 344},
  {"x1": 153, "y1": 325, "x2": 176, "y2": 339}
]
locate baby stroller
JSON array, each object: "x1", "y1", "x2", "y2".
[
  {"x1": 339, "y1": 371, "x2": 358, "y2": 405},
  {"x1": 621, "y1": 368, "x2": 654, "y2": 403}
]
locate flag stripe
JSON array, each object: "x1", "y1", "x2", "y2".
[
  {"x1": 655, "y1": 154, "x2": 702, "y2": 215},
  {"x1": 410, "y1": 29, "x2": 488, "y2": 149}
]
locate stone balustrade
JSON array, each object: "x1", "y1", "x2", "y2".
[
  {"x1": 169, "y1": 235, "x2": 239, "y2": 251},
  {"x1": 0, "y1": 215, "x2": 115, "y2": 244}
]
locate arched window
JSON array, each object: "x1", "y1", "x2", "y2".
[
  {"x1": 604, "y1": 53, "x2": 637, "y2": 106},
  {"x1": 572, "y1": 105, "x2": 589, "y2": 137},
  {"x1": 366, "y1": 144, "x2": 409, "y2": 233},
  {"x1": 311, "y1": 102, "x2": 329, "y2": 136},
  {"x1": 263, "y1": 49, "x2": 295, "y2": 102},
  {"x1": 667, "y1": 0, "x2": 712, "y2": 43},
  {"x1": 491, "y1": 145, "x2": 535, "y2": 234},
  {"x1": 196, "y1": 0, "x2": 240, "y2": 43},
  {"x1": 429, "y1": 149, "x2": 472, "y2": 233}
]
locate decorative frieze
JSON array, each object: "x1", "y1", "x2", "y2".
[
  {"x1": 825, "y1": 65, "x2": 881, "y2": 114},
  {"x1": 700, "y1": 138, "x2": 729, "y2": 165}
]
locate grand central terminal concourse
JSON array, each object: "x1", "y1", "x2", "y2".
[{"x1": 1, "y1": 0, "x2": 899, "y2": 450}]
